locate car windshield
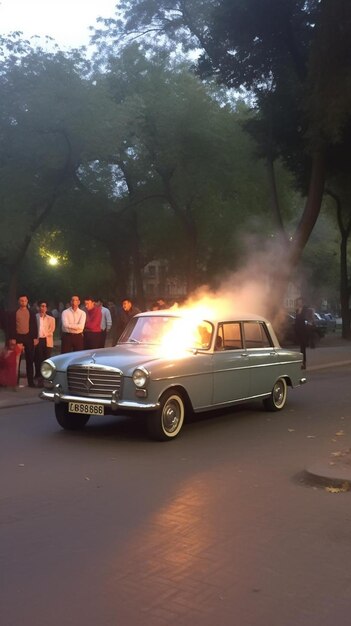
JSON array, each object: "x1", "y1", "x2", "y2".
[{"x1": 118, "y1": 315, "x2": 213, "y2": 350}]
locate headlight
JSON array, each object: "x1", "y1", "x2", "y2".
[
  {"x1": 132, "y1": 367, "x2": 149, "y2": 388},
  {"x1": 41, "y1": 360, "x2": 56, "y2": 379}
]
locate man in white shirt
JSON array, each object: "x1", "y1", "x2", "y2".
[
  {"x1": 35, "y1": 301, "x2": 56, "y2": 384},
  {"x1": 61, "y1": 295, "x2": 86, "y2": 354}
]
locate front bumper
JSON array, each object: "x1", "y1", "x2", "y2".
[{"x1": 40, "y1": 386, "x2": 159, "y2": 411}]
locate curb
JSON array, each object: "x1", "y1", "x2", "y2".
[
  {"x1": 307, "y1": 359, "x2": 351, "y2": 372},
  {"x1": 0, "y1": 394, "x2": 42, "y2": 409},
  {"x1": 302, "y1": 464, "x2": 351, "y2": 489}
]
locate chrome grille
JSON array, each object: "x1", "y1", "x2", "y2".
[{"x1": 67, "y1": 365, "x2": 122, "y2": 399}]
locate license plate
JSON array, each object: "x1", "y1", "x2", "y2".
[{"x1": 68, "y1": 402, "x2": 104, "y2": 415}]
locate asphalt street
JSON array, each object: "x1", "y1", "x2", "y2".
[
  {"x1": 1, "y1": 342, "x2": 351, "y2": 625},
  {"x1": 2, "y1": 334, "x2": 351, "y2": 487}
]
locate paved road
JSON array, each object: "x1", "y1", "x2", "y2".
[{"x1": 1, "y1": 365, "x2": 351, "y2": 626}]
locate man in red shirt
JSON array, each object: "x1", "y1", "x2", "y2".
[{"x1": 83, "y1": 298, "x2": 102, "y2": 350}]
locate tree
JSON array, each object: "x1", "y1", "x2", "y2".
[
  {"x1": 90, "y1": 46, "x2": 285, "y2": 295},
  {"x1": 325, "y1": 163, "x2": 351, "y2": 337},
  {"x1": 93, "y1": 0, "x2": 351, "y2": 313},
  {"x1": 0, "y1": 34, "x2": 118, "y2": 306}
]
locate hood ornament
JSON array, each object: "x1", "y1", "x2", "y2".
[{"x1": 91, "y1": 353, "x2": 96, "y2": 364}]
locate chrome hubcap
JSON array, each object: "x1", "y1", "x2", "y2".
[
  {"x1": 274, "y1": 382, "x2": 284, "y2": 406},
  {"x1": 162, "y1": 400, "x2": 181, "y2": 433}
]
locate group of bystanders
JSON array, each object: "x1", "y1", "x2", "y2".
[{"x1": 0, "y1": 294, "x2": 169, "y2": 390}]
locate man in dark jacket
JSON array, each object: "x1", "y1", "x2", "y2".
[
  {"x1": 8, "y1": 294, "x2": 38, "y2": 387},
  {"x1": 113, "y1": 298, "x2": 141, "y2": 343}
]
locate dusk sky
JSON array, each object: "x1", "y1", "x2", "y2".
[{"x1": 0, "y1": 0, "x2": 119, "y2": 49}]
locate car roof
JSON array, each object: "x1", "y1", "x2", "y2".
[{"x1": 136, "y1": 310, "x2": 270, "y2": 324}]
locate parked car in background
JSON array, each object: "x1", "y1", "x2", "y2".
[
  {"x1": 39, "y1": 310, "x2": 306, "y2": 441},
  {"x1": 319, "y1": 312, "x2": 337, "y2": 332},
  {"x1": 312, "y1": 312, "x2": 328, "y2": 338},
  {"x1": 277, "y1": 309, "x2": 328, "y2": 346}
]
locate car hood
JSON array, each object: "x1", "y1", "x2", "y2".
[{"x1": 50, "y1": 344, "x2": 180, "y2": 376}]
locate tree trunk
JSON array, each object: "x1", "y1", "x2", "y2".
[
  {"x1": 130, "y1": 210, "x2": 146, "y2": 310},
  {"x1": 326, "y1": 188, "x2": 351, "y2": 339},
  {"x1": 160, "y1": 173, "x2": 198, "y2": 295},
  {"x1": 184, "y1": 215, "x2": 198, "y2": 294},
  {"x1": 339, "y1": 232, "x2": 351, "y2": 338},
  {"x1": 288, "y1": 152, "x2": 326, "y2": 267},
  {"x1": 264, "y1": 152, "x2": 326, "y2": 322},
  {"x1": 108, "y1": 244, "x2": 129, "y2": 301},
  {"x1": 266, "y1": 157, "x2": 288, "y2": 239}
]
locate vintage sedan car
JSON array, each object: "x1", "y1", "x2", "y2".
[{"x1": 40, "y1": 311, "x2": 306, "y2": 441}]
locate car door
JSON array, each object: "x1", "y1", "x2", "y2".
[
  {"x1": 243, "y1": 321, "x2": 278, "y2": 396},
  {"x1": 212, "y1": 322, "x2": 250, "y2": 406}
]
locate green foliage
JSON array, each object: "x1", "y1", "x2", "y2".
[
  {"x1": 1, "y1": 19, "x2": 338, "y2": 308},
  {"x1": 0, "y1": 34, "x2": 120, "y2": 259},
  {"x1": 300, "y1": 208, "x2": 340, "y2": 306},
  {"x1": 96, "y1": 46, "x2": 287, "y2": 286},
  {"x1": 90, "y1": 0, "x2": 351, "y2": 320}
]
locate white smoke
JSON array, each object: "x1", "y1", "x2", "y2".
[{"x1": 180, "y1": 238, "x2": 291, "y2": 327}]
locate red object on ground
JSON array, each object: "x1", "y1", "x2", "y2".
[{"x1": 0, "y1": 344, "x2": 22, "y2": 387}]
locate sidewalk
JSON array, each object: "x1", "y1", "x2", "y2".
[
  {"x1": 0, "y1": 382, "x2": 42, "y2": 409},
  {"x1": 2, "y1": 335, "x2": 351, "y2": 487}
]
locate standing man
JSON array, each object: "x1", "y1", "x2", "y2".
[
  {"x1": 35, "y1": 301, "x2": 56, "y2": 385},
  {"x1": 108, "y1": 300, "x2": 118, "y2": 345},
  {"x1": 61, "y1": 295, "x2": 86, "y2": 354},
  {"x1": 114, "y1": 298, "x2": 141, "y2": 343},
  {"x1": 8, "y1": 294, "x2": 38, "y2": 387},
  {"x1": 96, "y1": 298, "x2": 112, "y2": 348},
  {"x1": 294, "y1": 297, "x2": 309, "y2": 369},
  {"x1": 83, "y1": 297, "x2": 102, "y2": 350}
]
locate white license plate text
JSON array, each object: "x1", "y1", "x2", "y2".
[{"x1": 68, "y1": 402, "x2": 104, "y2": 415}]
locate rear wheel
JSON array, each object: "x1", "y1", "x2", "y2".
[
  {"x1": 263, "y1": 377, "x2": 287, "y2": 411},
  {"x1": 55, "y1": 403, "x2": 90, "y2": 430},
  {"x1": 147, "y1": 390, "x2": 185, "y2": 441}
]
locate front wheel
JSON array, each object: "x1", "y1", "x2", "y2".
[
  {"x1": 147, "y1": 390, "x2": 185, "y2": 441},
  {"x1": 55, "y1": 403, "x2": 90, "y2": 430},
  {"x1": 263, "y1": 377, "x2": 287, "y2": 411}
]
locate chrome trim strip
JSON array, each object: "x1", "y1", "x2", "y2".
[
  {"x1": 68, "y1": 364, "x2": 123, "y2": 374},
  {"x1": 39, "y1": 390, "x2": 159, "y2": 411},
  {"x1": 153, "y1": 359, "x2": 303, "y2": 380},
  {"x1": 194, "y1": 392, "x2": 271, "y2": 412}
]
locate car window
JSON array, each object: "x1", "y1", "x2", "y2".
[
  {"x1": 119, "y1": 315, "x2": 213, "y2": 349},
  {"x1": 196, "y1": 322, "x2": 213, "y2": 349},
  {"x1": 217, "y1": 322, "x2": 243, "y2": 350},
  {"x1": 243, "y1": 321, "x2": 272, "y2": 348}
]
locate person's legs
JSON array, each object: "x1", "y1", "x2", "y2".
[
  {"x1": 61, "y1": 333, "x2": 72, "y2": 354},
  {"x1": 99, "y1": 330, "x2": 106, "y2": 348},
  {"x1": 71, "y1": 334, "x2": 84, "y2": 352},
  {"x1": 35, "y1": 339, "x2": 52, "y2": 385},
  {"x1": 23, "y1": 338, "x2": 35, "y2": 386},
  {"x1": 299, "y1": 340, "x2": 307, "y2": 368},
  {"x1": 61, "y1": 333, "x2": 84, "y2": 353},
  {"x1": 84, "y1": 332, "x2": 102, "y2": 350},
  {"x1": 34, "y1": 338, "x2": 46, "y2": 378}
]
